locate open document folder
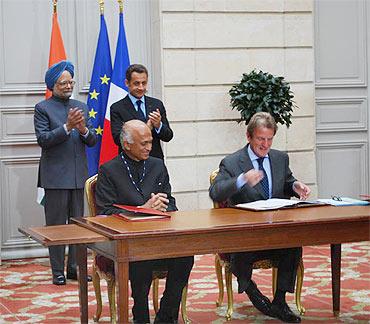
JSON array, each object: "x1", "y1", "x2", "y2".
[{"x1": 234, "y1": 198, "x2": 325, "y2": 211}]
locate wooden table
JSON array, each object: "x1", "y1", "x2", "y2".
[{"x1": 69, "y1": 205, "x2": 369, "y2": 323}]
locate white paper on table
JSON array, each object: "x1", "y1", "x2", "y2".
[{"x1": 235, "y1": 198, "x2": 302, "y2": 211}]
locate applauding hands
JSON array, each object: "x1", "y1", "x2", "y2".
[
  {"x1": 66, "y1": 108, "x2": 88, "y2": 135},
  {"x1": 147, "y1": 109, "x2": 161, "y2": 130}
]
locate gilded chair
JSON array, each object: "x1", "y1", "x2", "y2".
[
  {"x1": 209, "y1": 169, "x2": 305, "y2": 321},
  {"x1": 85, "y1": 174, "x2": 189, "y2": 324}
]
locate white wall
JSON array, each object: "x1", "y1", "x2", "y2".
[{"x1": 159, "y1": 0, "x2": 317, "y2": 210}]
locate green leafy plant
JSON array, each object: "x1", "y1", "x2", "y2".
[{"x1": 229, "y1": 70, "x2": 297, "y2": 127}]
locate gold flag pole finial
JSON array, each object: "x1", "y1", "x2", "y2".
[
  {"x1": 53, "y1": 0, "x2": 57, "y2": 14},
  {"x1": 99, "y1": 0, "x2": 104, "y2": 15},
  {"x1": 118, "y1": 0, "x2": 123, "y2": 13}
]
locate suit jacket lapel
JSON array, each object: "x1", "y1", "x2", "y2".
[
  {"x1": 269, "y1": 150, "x2": 279, "y2": 197},
  {"x1": 238, "y1": 145, "x2": 253, "y2": 174},
  {"x1": 145, "y1": 96, "x2": 155, "y2": 116}
]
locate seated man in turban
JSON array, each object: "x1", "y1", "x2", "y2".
[{"x1": 34, "y1": 60, "x2": 97, "y2": 285}]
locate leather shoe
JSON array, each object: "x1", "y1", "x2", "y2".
[
  {"x1": 245, "y1": 280, "x2": 273, "y2": 317},
  {"x1": 52, "y1": 274, "x2": 66, "y2": 285},
  {"x1": 153, "y1": 314, "x2": 178, "y2": 324},
  {"x1": 271, "y1": 302, "x2": 301, "y2": 323},
  {"x1": 66, "y1": 271, "x2": 92, "y2": 282}
]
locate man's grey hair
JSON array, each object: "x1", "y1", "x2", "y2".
[
  {"x1": 247, "y1": 112, "x2": 278, "y2": 137},
  {"x1": 120, "y1": 123, "x2": 134, "y2": 149}
]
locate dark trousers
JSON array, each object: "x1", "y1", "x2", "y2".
[
  {"x1": 129, "y1": 256, "x2": 194, "y2": 323},
  {"x1": 230, "y1": 247, "x2": 302, "y2": 294},
  {"x1": 44, "y1": 189, "x2": 84, "y2": 276}
]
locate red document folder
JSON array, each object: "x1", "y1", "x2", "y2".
[{"x1": 113, "y1": 204, "x2": 171, "y2": 221}]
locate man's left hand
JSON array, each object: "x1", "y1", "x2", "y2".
[
  {"x1": 293, "y1": 181, "x2": 311, "y2": 200},
  {"x1": 74, "y1": 110, "x2": 88, "y2": 135},
  {"x1": 142, "y1": 193, "x2": 169, "y2": 212},
  {"x1": 148, "y1": 109, "x2": 161, "y2": 129}
]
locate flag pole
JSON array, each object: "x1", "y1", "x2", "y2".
[
  {"x1": 118, "y1": 0, "x2": 123, "y2": 13},
  {"x1": 53, "y1": 0, "x2": 57, "y2": 14},
  {"x1": 99, "y1": 0, "x2": 104, "y2": 15}
]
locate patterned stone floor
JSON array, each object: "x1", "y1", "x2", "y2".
[{"x1": 0, "y1": 243, "x2": 369, "y2": 323}]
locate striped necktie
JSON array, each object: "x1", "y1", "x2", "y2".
[{"x1": 257, "y1": 157, "x2": 270, "y2": 199}]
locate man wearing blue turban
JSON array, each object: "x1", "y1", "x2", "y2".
[{"x1": 34, "y1": 60, "x2": 97, "y2": 285}]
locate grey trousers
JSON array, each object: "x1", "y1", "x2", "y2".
[{"x1": 44, "y1": 188, "x2": 84, "y2": 276}]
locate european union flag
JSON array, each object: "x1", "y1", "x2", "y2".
[{"x1": 86, "y1": 14, "x2": 112, "y2": 176}]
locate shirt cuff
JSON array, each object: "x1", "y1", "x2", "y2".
[
  {"x1": 63, "y1": 124, "x2": 71, "y2": 135},
  {"x1": 81, "y1": 129, "x2": 90, "y2": 138},
  {"x1": 236, "y1": 173, "x2": 247, "y2": 190},
  {"x1": 155, "y1": 122, "x2": 163, "y2": 134}
]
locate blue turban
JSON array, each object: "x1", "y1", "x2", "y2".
[{"x1": 45, "y1": 60, "x2": 74, "y2": 90}]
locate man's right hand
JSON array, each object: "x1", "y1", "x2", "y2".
[
  {"x1": 243, "y1": 169, "x2": 264, "y2": 187},
  {"x1": 142, "y1": 193, "x2": 169, "y2": 212},
  {"x1": 66, "y1": 108, "x2": 85, "y2": 132}
]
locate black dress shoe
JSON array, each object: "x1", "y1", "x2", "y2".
[
  {"x1": 153, "y1": 314, "x2": 178, "y2": 324},
  {"x1": 271, "y1": 302, "x2": 301, "y2": 323},
  {"x1": 66, "y1": 271, "x2": 92, "y2": 282},
  {"x1": 245, "y1": 280, "x2": 273, "y2": 317},
  {"x1": 52, "y1": 274, "x2": 66, "y2": 285}
]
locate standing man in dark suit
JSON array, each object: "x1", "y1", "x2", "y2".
[
  {"x1": 110, "y1": 64, "x2": 173, "y2": 160},
  {"x1": 34, "y1": 60, "x2": 97, "y2": 285},
  {"x1": 96, "y1": 120, "x2": 193, "y2": 324},
  {"x1": 209, "y1": 112, "x2": 310, "y2": 323}
]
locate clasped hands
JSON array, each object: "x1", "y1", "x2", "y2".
[
  {"x1": 66, "y1": 108, "x2": 88, "y2": 135},
  {"x1": 142, "y1": 193, "x2": 169, "y2": 212},
  {"x1": 243, "y1": 169, "x2": 311, "y2": 200},
  {"x1": 146, "y1": 109, "x2": 161, "y2": 130}
]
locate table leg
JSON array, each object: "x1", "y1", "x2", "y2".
[
  {"x1": 116, "y1": 260, "x2": 130, "y2": 323},
  {"x1": 76, "y1": 244, "x2": 88, "y2": 323},
  {"x1": 330, "y1": 243, "x2": 341, "y2": 317}
]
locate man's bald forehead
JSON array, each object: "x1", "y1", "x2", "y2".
[{"x1": 124, "y1": 120, "x2": 150, "y2": 134}]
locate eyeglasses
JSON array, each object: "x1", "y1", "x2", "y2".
[
  {"x1": 56, "y1": 80, "x2": 76, "y2": 87},
  {"x1": 331, "y1": 195, "x2": 342, "y2": 201}
]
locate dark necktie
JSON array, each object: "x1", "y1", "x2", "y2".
[
  {"x1": 136, "y1": 100, "x2": 146, "y2": 122},
  {"x1": 257, "y1": 157, "x2": 270, "y2": 199}
]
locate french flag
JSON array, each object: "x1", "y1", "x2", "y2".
[{"x1": 99, "y1": 11, "x2": 130, "y2": 165}]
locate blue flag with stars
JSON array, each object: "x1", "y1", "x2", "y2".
[{"x1": 86, "y1": 14, "x2": 112, "y2": 176}]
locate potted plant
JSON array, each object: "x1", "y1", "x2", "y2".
[{"x1": 229, "y1": 70, "x2": 297, "y2": 127}]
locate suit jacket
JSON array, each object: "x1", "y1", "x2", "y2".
[
  {"x1": 209, "y1": 145, "x2": 297, "y2": 205},
  {"x1": 95, "y1": 155, "x2": 177, "y2": 215},
  {"x1": 34, "y1": 96, "x2": 97, "y2": 189},
  {"x1": 110, "y1": 95, "x2": 173, "y2": 159}
]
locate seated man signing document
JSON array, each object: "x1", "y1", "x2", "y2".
[
  {"x1": 95, "y1": 120, "x2": 194, "y2": 324},
  {"x1": 209, "y1": 112, "x2": 310, "y2": 323}
]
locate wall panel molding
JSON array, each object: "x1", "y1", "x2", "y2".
[
  {"x1": 315, "y1": 0, "x2": 367, "y2": 87},
  {"x1": 0, "y1": 1, "x2": 69, "y2": 94},
  {"x1": 316, "y1": 141, "x2": 368, "y2": 196},
  {"x1": 0, "y1": 157, "x2": 44, "y2": 252},
  {"x1": 0, "y1": 106, "x2": 37, "y2": 144},
  {"x1": 316, "y1": 97, "x2": 368, "y2": 132}
]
